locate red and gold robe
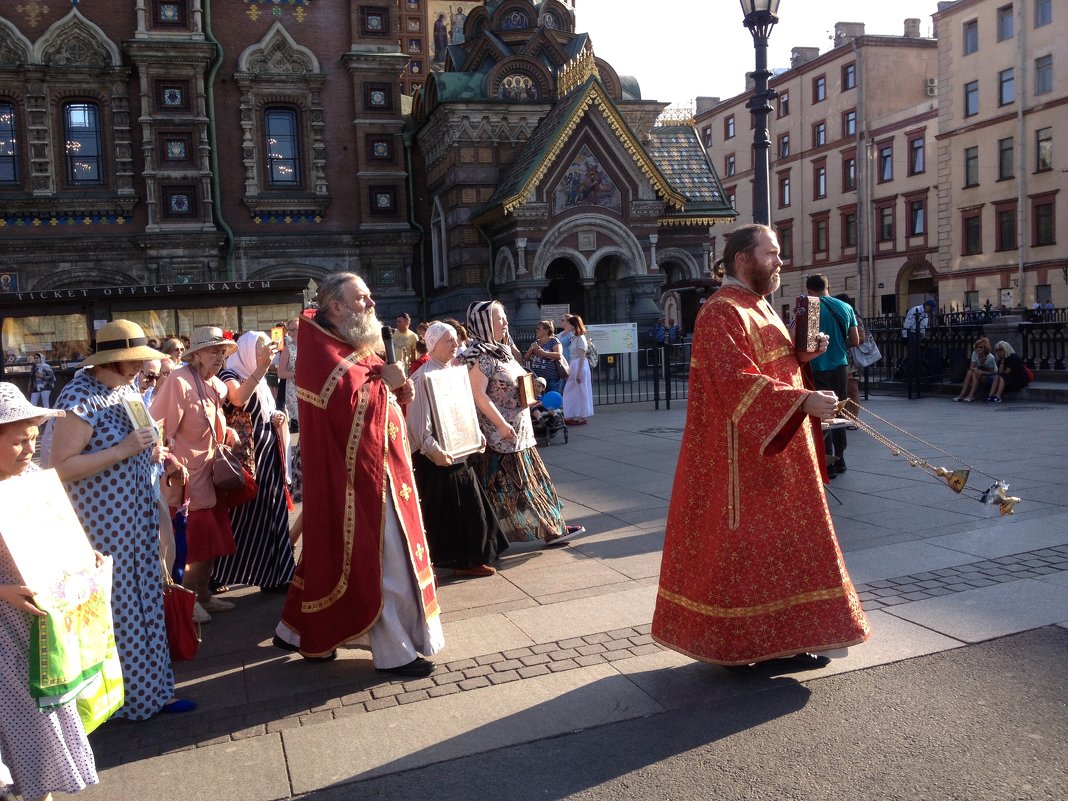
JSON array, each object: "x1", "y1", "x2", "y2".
[
  {"x1": 652, "y1": 284, "x2": 870, "y2": 665},
  {"x1": 280, "y1": 317, "x2": 438, "y2": 658}
]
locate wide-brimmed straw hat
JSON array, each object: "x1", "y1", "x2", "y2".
[
  {"x1": 0, "y1": 382, "x2": 65, "y2": 426},
  {"x1": 82, "y1": 320, "x2": 169, "y2": 366},
  {"x1": 183, "y1": 326, "x2": 238, "y2": 360}
]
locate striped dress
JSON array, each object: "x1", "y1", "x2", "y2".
[{"x1": 212, "y1": 370, "x2": 294, "y2": 590}]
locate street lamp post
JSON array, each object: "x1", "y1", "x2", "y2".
[{"x1": 740, "y1": 0, "x2": 781, "y2": 227}]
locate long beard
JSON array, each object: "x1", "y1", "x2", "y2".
[{"x1": 338, "y1": 308, "x2": 384, "y2": 351}]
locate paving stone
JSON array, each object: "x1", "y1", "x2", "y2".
[
  {"x1": 629, "y1": 634, "x2": 655, "y2": 646},
  {"x1": 902, "y1": 591, "x2": 933, "y2": 601},
  {"x1": 459, "y1": 677, "x2": 491, "y2": 691},
  {"x1": 628, "y1": 643, "x2": 662, "y2": 657},
  {"x1": 309, "y1": 698, "x2": 340, "y2": 713},
  {"x1": 861, "y1": 599, "x2": 887, "y2": 610},
  {"x1": 991, "y1": 574, "x2": 1020, "y2": 583},
  {"x1": 501, "y1": 647, "x2": 534, "y2": 659},
  {"x1": 446, "y1": 658, "x2": 478, "y2": 672},
  {"x1": 491, "y1": 658, "x2": 524, "y2": 671},
  {"x1": 633, "y1": 623, "x2": 652, "y2": 635},
  {"x1": 463, "y1": 665, "x2": 495, "y2": 678},
  {"x1": 427, "y1": 684, "x2": 460, "y2": 698},
  {"x1": 475, "y1": 653, "x2": 502, "y2": 666},
  {"x1": 431, "y1": 670, "x2": 465, "y2": 686},
  {"x1": 298, "y1": 711, "x2": 334, "y2": 728},
  {"x1": 230, "y1": 725, "x2": 266, "y2": 740},
  {"x1": 574, "y1": 653, "x2": 606, "y2": 667},
  {"x1": 866, "y1": 579, "x2": 896, "y2": 588},
  {"x1": 909, "y1": 572, "x2": 939, "y2": 581},
  {"x1": 917, "y1": 580, "x2": 945, "y2": 589},
  {"x1": 582, "y1": 632, "x2": 611, "y2": 644},
  {"x1": 932, "y1": 568, "x2": 962, "y2": 577},
  {"x1": 396, "y1": 691, "x2": 430, "y2": 705},
  {"x1": 1031, "y1": 566, "x2": 1064, "y2": 575},
  {"x1": 519, "y1": 653, "x2": 552, "y2": 667},
  {"x1": 577, "y1": 643, "x2": 607, "y2": 656},
  {"x1": 340, "y1": 690, "x2": 373, "y2": 706},
  {"x1": 890, "y1": 583, "x2": 922, "y2": 594},
  {"x1": 603, "y1": 649, "x2": 635, "y2": 662},
  {"x1": 603, "y1": 639, "x2": 633, "y2": 652},
  {"x1": 872, "y1": 588, "x2": 902, "y2": 598},
  {"x1": 401, "y1": 678, "x2": 436, "y2": 692},
  {"x1": 607, "y1": 627, "x2": 637, "y2": 640},
  {"x1": 518, "y1": 664, "x2": 551, "y2": 679},
  {"x1": 923, "y1": 587, "x2": 956, "y2": 597},
  {"x1": 531, "y1": 642, "x2": 558, "y2": 654},
  {"x1": 877, "y1": 596, "x2": 907, "y2": 606},
  {"x1": 488, "y1": 670, "x2": 521, "y2": 685},
  {"x1": 364, "y1": 696, "x2": 400, "y2": 712},
  {"x1": 964, "y1": 578, "x2": 998, "y2": 587},
  {"x1": 944, "y1": 583, "x2": 973, "y2": 592},
  {"x1": 558, "y1": 637, "x2": 587, "y2": 649},
  {"x1": 331, "y1": 704, "x2": 367, "y2": 720},
  {"x1": 266, "y1": 718, "x2": 301, "y2": 733},
  {"x1": 371, "y1": 684, "x2": 404, "y2": 699},
  {"x1": 548, "y1": 659, "x2": 579, "y2": 672},
  {"x1": 548, "y1": 648, "x2": 579, "y2": 661}
]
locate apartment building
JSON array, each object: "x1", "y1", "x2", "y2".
[
  {"x1": 696, "y1": 21, "x2": 939, "y2": 319},
  {"x1": 933, "y1": 0, "x2": 1065, "y2": 310}
]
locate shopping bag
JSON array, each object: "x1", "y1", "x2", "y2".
[{"x1": 74, "y1": 625, "x2": 124, "y2": 733}]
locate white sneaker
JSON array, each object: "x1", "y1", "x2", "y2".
[
  {"x1": 192, "y1": 601, "x2": 212, "y2": 624},
  {"x1": 201, "y1": 597, "x2": 236, "y2": 613}
]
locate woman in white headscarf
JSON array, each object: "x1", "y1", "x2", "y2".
[
  {"x1": 406, "y1": 322, "x2": 507, "y2": 577},
  {"x1": 213, "y1": 331, "x2": 295, "y2": 592}
]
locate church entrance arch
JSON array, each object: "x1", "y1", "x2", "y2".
[
  {"x1": 540, "y1": 257, "x2": 585, "y2": 316},
  {"x1": 898, "y1": 257, "x2": 937, "y2": 314}
]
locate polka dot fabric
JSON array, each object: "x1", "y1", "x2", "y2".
[
  {"x1": 55, "y1": 369, "x2": 175, "y2": 720},
  {"x1": 1, "y1": 467, "x2": 98, "y2": 799}
]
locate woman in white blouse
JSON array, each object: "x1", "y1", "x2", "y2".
[{"x1": 561, "y1": 315, "x2": 594, "y2": 426}]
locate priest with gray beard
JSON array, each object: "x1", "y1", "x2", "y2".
[{"x1": 274, "y1": 272, "x2": 443, "y2": 676}]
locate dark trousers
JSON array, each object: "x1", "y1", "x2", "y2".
[{"x1": 813, "y1": 365, "x2": 849, "y2": 459}]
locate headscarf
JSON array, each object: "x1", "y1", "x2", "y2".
[
  {"x1": 423, "y1": 322, "x2": 457, "y2": 361},
  {"x1": 460, "y1": 301, "x2": 513, "y2": 366},
  {"x1": 225, "y1": 331, "x2": 276, "y2": 425}
]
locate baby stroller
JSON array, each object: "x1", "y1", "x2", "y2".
[{"x1": 531, "y1": 386, "x2": 568, "y2": 446}]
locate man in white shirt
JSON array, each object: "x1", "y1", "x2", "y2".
[{"x1": 901, "y1": 299, "x2": 936, "y2": 338}]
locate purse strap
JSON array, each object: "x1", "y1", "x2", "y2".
[{"x1": 189, "y1": 368, "x2": 224, "y2": 450}]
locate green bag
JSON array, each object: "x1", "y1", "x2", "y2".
[
  {"x1": 74, "y1": 626, "x2": 124, "y2": 734},
  {"x1": 29, "y1": 558, "x2": 113, "y2": 703}
]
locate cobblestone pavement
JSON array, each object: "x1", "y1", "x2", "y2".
[{"x1": 90, "y1": 543, "x2": 1068, "y2": 766}]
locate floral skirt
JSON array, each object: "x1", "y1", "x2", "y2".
[{"x1": 469, "y1": 447, "x2": 566, "y2": 543}]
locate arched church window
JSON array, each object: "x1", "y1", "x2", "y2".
[{"x1": 502, "y1": 10, "x2": 530, "y2": 30}]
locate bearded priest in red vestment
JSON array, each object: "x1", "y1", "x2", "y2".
[
  {"x1": 652, "y1": 225, "x2": 870, "y2": 669},
  {"x1": 274, "y1": 273, "x2": 443, "y2": 677}
]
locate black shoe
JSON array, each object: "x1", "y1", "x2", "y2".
[
  {"x1": 826, "y1": 466, "x2": 838, "y2": 479},
  {"x1": 777, "y1": 653, "x2": 831, "y2": 670},
  {"x1": 272, "y1": 635, "x2": 300, "y2": 653},
  {"x1": 375, "y1": 657, "x2": 436, "y2": 678},
  {"x1": 259, "y1": 583, "x2": 290, "y2": 594},
  {"x1": 836, "y1": 458, "x2": 847, "y2": 473}
]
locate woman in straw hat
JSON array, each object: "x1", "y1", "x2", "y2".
[
  {"x1": 49, "y1": 320, "x2": 193, "y2": 721},
  {"x1": 0, "y1": 384, "x2": 99, "y2": 801},
  {"x1": 150, "y1": 326, "x2": 240, "y2": 619}
]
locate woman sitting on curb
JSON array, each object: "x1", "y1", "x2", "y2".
[
  {"x1": 986, "y1": 341, "x2": 1031, "y2": 403},
  {"x1": 954, "y1": 337, "x2": 997, "y2": 402}
]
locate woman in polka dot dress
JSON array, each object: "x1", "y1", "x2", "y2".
[
  {"x1": 0, "y1": 383, "x2": 98, "y2": 801},
  {"x1": 50, "y1": 321, "x2": 191, "y2": 720}
]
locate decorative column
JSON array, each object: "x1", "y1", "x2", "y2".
[
  {"x1": 516, "y1": 238, "x2": 528, "y2": 275},
  {"x1": 649, "y1": 234, "x2": 659, "y2": 271}
]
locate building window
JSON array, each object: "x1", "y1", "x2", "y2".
[
  {"x1": 813, "y1": 75, "x2": 827, "y2": 102},
  {"x1": 1035, "y1": 128, "x2": 1052, "y2": 172},
  {"x1": 778, "y1": 223, "x2": 794, "y2": 261},
  {"x1": 843, "y1": 155, "x2": 856, "y2": 191},
  {"x1": 962, "y1": 209, "x2": 983, "y2": 255},
  {"x1": 777, "y1": 92, "x2": 790, "y2": 117},
  {"x1": 726, "y1": 187, "x2": 736, "y2": 210},
  {"x1": 909, "y1": 199, "x2": 926, "y2": 236},
  {"x1": 878, "y1": 205, "x2": 894, "y2": 242},
  {"x1": 725, "y1": 154, "x2": 736, "y2": 177},
  {"x1": 264, "y1": 108, "x2": 301, "y2": 187},
  {"x1": 908, "y1": 135, "x2": 925, "y2": 175},
  {"x1": 998, "y1": 68, "x2": 1015, "y2": 106},
  {"x1": 1035, "y1": 0, "x2": 1051, "y2": 27},
  {"x1": 0, "y1": 102, "x2": 19, "y2": 186},
  {"x1": 842, "y1": 109, "x2": 856, "y2": 138},
  {"x1": 724, "y1": 115, "x2": 735, "y2": 139},
  {"x1": 842, "y1": 62, "x2": 856, "y2": 90},
  {"x1": 63, "y1": 102, "x2": 104, "y2": 186},
  {"x1": 995, "y1": 202, "x2": 1017, "y2": 251},
  {"x1": 154, "y1": 1, "x2": 187, "y2": 25},
  {"x1": 996, "y1": 4, "x2": 1014, "y2": 40},
  {"x1": 813, "y1": 162, "x2": 827, "y2": 199},
  {"x1": 813, "y1": 216, "x2": 829, "y2": 254},
  {"x1": 998, "y1": 137, "x2": 1014, "y2": 180},
  {"x1": 813, "y1": 121, "x2": 826, "y2": 147},
  {"x1": 964, "y1": 146, "x2": 979, "y2": 186},
  {"x1": 878, "y1": 142, "x2": 893, "y2": 183},
  {"x1": 702, "y1": 126, "x2": 712, "y2": 147},
  {"x1": 963, "y1": 19, "x2": 979, "y2": 54},
  {"x1": 1034, "y1": 55, "x2": 1052, "y2": 95},
  {"x1": 778, "y1": 132, "x2": 790, "y2": 158},
  {"x1": 778, "y1": 172, "x2": 791, "y2": 208},
  {"x1": 1032, "y1": 194, "x2": 1055, "y2": 246},
  {"x1": 842, "y1": 210, "x2": 857, "y2": 248},
  {"x1": 964, "y1": 81, "x2": 979, "y2": 117}
]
